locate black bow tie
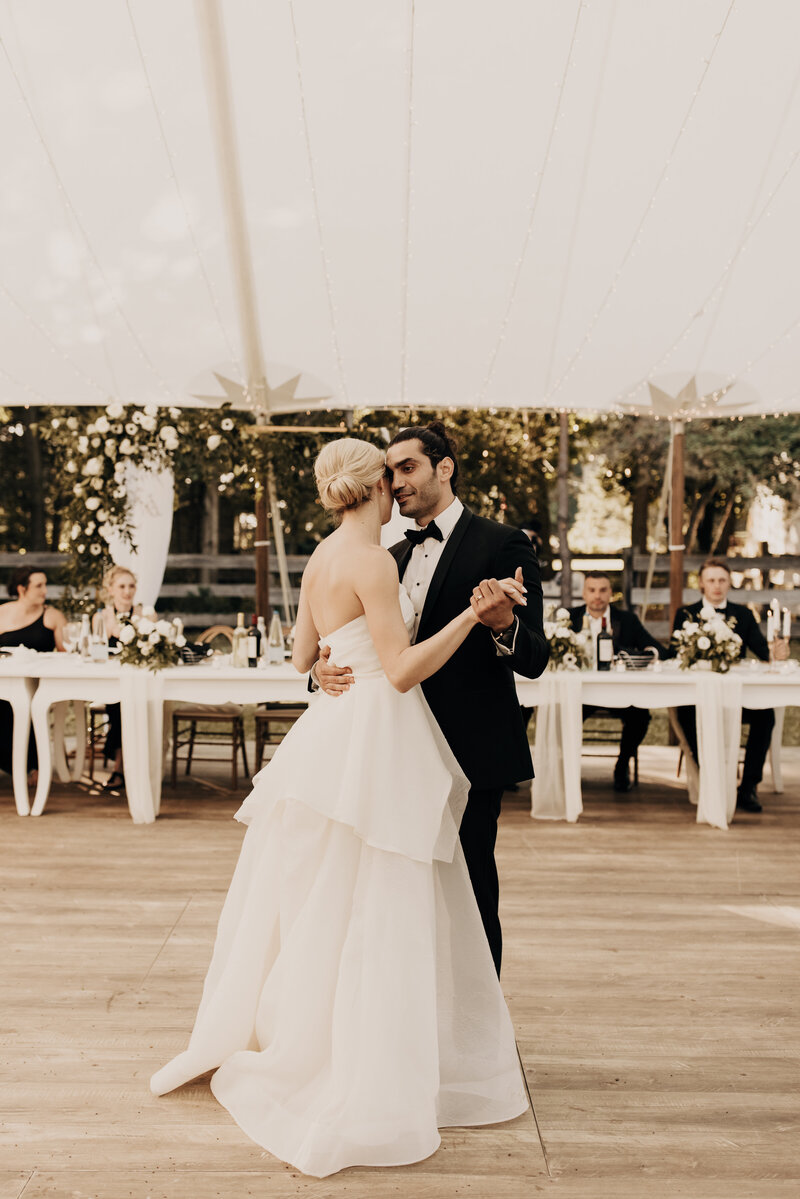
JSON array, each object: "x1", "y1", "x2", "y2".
[{"x1": 405, "y1": 521, "x2": 443, "y2": 546}]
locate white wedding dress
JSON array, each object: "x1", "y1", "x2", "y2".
[{"x1": 150, "y1": 587, "x2": 527, "y2": 1177}]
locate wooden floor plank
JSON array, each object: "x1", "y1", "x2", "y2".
[{"x1": 1, "y1": 746, "x2": 799, "y2": 1195}]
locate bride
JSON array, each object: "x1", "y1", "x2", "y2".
[{"x1": 150, "y1": 437, "x2": 529, "y2": 1177}]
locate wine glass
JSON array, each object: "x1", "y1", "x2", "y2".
[{"x1": 63, "y1": 621, "x2": 82, "y2": 654}]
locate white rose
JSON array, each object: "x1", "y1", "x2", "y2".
[
  {"x1": 142, "y1": 606, "x2": 157, "y2": 619},
  {"x1": 140, "y1": 642, "x2": 152, "y2": 656},
  {"x1": 91, "y1": 477, "x2": 103, "y2": 490},
  {"x1": 684, "y1": 621, "x2": 699, "y2": 635},
  {"x1": 96, "y1": 509, "x2": 107, "y2": 522},
  {"x1": 89, "y1": 544, "x2": 102, "y2": 556},
  {"x1": 140, "y1": 415, "x2": 156, "y2": 432},
  {"x1": 119, "y1": 439, "x2": 133, "y2": 455},
  {"x1": 207, "y1": 434, "x2": 222, "y2": 451},
  {"x1": 86, "y1": 423, "x2": 96, "y2": 435},
  {"x1": 106, "y1": 402, "x2": 124, "y2": 419},
  {"x1": 65, "y1": 460, "x2": 77, "y2": 473},
  {"x1": 77, "y1": 436, "x2": 89, "y2": 454},
  {"x1": 148, "y1": 630, "x2": 160, "y2": 644},
  {"x1": 77, "y1": 544, "x2": 85, "y2": 554},
  {"x1": 126, "y1": 422, "x2": 138, "y2": 435},
  {"x1": 94, "y1": 415, "x2": 110, "y2": 434},
  {"x1": 159, "y1": 425, "x2": 177, "y2": 441},
  {"x1": 144, "y1": 403, "x2": 159, "y2": 418},
  {"x1": 85, "y1": 521, "x2": 96, "y2": 535},
  {"x1": 169, "y1": 407, "x2": 181, "y2": 419},
  {"x1": 83, "y1": 458, "x2": 102, "y2": 476},
  {"x1": 175, "y1": 634, "x2": 186, "y2": 647},
  {"x1": 98, "y1": 524, "x2": 112, "y2": 541},
  {"x1": 67, "y1": 417, "x2": 78, "y2": 430},
  {"x1": 544, "y1": 622, "x2": 555, "y2": 638},
  {"x1": 91, "y1": 437, "x2": 101, "y2": 448},
  {"x1": 697, "y1": 635, "x2": 711, "y2": 650},
  {"x1": 556, "y1": 629, "x2": 570, "y2": 640},
  {"x1": 105, "y1": 439, "x2": 115, "y2": 454},
  {"x1": 155, "y1": 620, "x2": 172, "y2": 636},
  {"x1": 556, "y1": 607, "x2": 570, "y2": 620},
  {"x1": 85, "y1": 496, "x2": 100, "y2": 511},
  {"x1": 138, "y1": 618, "x2": 154, "y2": 636},
  {"x1": 700, "y1": 604, "x2": 716, "y2": 620},
  {"x1": 576, "y1": 632, "x2": 587, "y2": 645},
  {"x1": 221, "y1": 417, "x2": 234, "y2": 431},
  {"x1": 118, "y1": 623, "x2": 136, "y2": 644}
]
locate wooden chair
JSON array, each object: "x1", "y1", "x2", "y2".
[
  {"x1": 254, "y1": 704, "x2": 307, "y2": 770},
  {"x1": 86, "y1": 703, "x2": 110, "y2": 780},
  {"x1": 581, "y1": 714, "x2": 639, "y2": 784},
  {"x1": 170, "y1": 624, "x2": 249, "y2": 790}
]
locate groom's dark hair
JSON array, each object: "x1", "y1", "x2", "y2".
[{"x1": 388, "y1": 421, "x2": 460, "y2": 495}]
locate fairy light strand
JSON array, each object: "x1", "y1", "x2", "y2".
[
  {"x1": 0, "y1": 280, "x2": 108, "y2": 397},
  {"x1": 124, "y1": 0, "x2": 242, "y2": 375},
  {"x1": 542, "y1": 0, "x2": 618, "y2": 395},
  {"x1": 399, "y1": 0, "x2": 416, "y2": 405},
  {"x1": 288, "y1": 0, "x2": 350, "y2": 406},
  {"x1": 0, "y1": 32, "x2": 176, "y2": 401},
  {"x1": 479, "y1": 0, "x2": 587, "y2": 405},
  {"x1": 545, "y1": 0, "x2": 737, "y2": 406}
]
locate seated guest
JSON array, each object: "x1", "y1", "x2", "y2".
[
  {"x1": 93, "y1": 565, "x2": 141, "y2": 793},
  {"x1": 570, "y1": 571, "x2": 667, "y2": 793},
  {"x1": 673, "y1": 557, "x2": 787, "y2": 814},
  {"x1": 0, "y1": 567, "x2": 66, "y2": 777}
]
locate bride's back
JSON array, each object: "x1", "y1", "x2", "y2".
[{"x1": 302, "y1": 531, "x2": 386, "y2": 639}]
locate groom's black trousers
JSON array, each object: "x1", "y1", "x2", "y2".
[{"x1": 459, "y1": 786, "x2": 504, "y2": 976}]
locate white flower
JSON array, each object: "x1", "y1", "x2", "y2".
[
  {"x1": 159, "y1": 425, "x2": 177, "y2": 441},
  {"x1": 221, "y1": 417, "x2": 234, "y2": 431},
  {"x1": 85, "y1": 496, "x2": 100, "y2": 511},
  {"x1": 544, "y1": 622, "x2": 555, "y2": 638},
  {"x1": 175, "y1": 634, "x2": 186, "y2": 647},
  {"x1": 86, "y1": 423, "x2": 96, "y2": 435},
  {"x1": 576, "y1": 632, "x2": 587, "y2": 645},
  {"x1": 112, "y1": 423, "x2": 123, "y2": 434},
  {"x1": 77, "y1": 544, "x2": 85, "y2": 554},
  {"x1": 697, "y1": 635, "x2": 711, "y2": 650},
  {"x1": 85, "y1": 521, "x2": 96, "y2": 535},
  {"x1": 78, "y1": 436, "x2": 89, "y2": 454},
  {"x1": 140, "y1": 642, "x2": 152, "y2": 656},
  {"x1": 700, "y1": 604, "x2": 716, "y2": 620},
  {"x1": 140, "y1": 415, "x2": 156, "y2": 432},
  {"x1": 556, "y1": 629, "x2": 570, "y2": 640},
  {"x1": 138, "y1": 618, "x2": 154, "y2": 636},
  {"x1": 66, "y1": 416, "x2": 78, "y2": 431},
  {"x1": 144, "y1": 403, "x2": 159, "y2": 418},
  {"x1": 51, "y1": 418, "x2": 60, "y2": 429},
  {"x1": 148, "y1": 630, "x2": 161, "y2": 644},
  {"x1": 683, "y1": 621, "x2": 699, "y2": 636},
  {"x1": 563, "y1": 652, "x2": 577, "y2": 667},
  {"x1": 155, "y1": 620, "x2": 172, "y2": 637},
  {"x1": 106, "y1": 401, "x2": 124, "y2": 419},
  {"x1": 118, "y1": 623, "x2": 136, "y2": 644},
  {"x1": 91, "y1": 477, "x2": 103, "y2": 490},
  {"x1": 96, "y1": 509, "x2": 107, "y2": 522},
  {"x1": 126, "y1": 422, "x2": 138, "y2": 435},
  {"x1": 169, "y1": 407, "x2": 181, "y2": 420},
  {"x1": 91, "y1": 437, "x2": 101, "y2": 448},
  {"x1": 94, "y1": 415, "x2": 110, "y2": 434},
  {"x1": 83, "y1": 458, "x2": 102, "y2": 476},
  {"x1": 119, "y1": 439, "x2": 134, "y2": 455},
  {"x1": 65, "y1": 460, "x2": 77, "y2": 473},
  {"x1": 207, "y1": 433, "x2": 222, "y2": 451},
  {"x1": 89, "y1": 544, "x2": 102, "y2": 556},
  {"x1": 98, "y1": 524, "x2": 112, "y2": 541},
  {"x1": 142, "y1": 606, "x2": 157, "y2": 619},
  {"x1": 105, "y1": 440, "x2": 116, "y2": 455},
  {"x1": 556, "y1": 607, "x2": 570, "y2": 620}
]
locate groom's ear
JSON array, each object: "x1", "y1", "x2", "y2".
[{"x1": 437, "y1": 456, "x2": 454, "y2": 484}]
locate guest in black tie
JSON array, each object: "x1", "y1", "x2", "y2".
[
  {"x1": 313, "y1": 422, "x2": 549, "y2": 974},
  {"x1": 94, "y1": 565, "x2": 141, "y2": 793},
  {"x1": 672, "y1": 558, "x2": 788, "y2": 814},
  {"x1": 569, "y1": 572, "x2": 667, "y2": 792}
]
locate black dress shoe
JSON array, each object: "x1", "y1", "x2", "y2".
[
  {"x1": 613, "y1": 765, "x2": 633, "y2": 793},
  {"x1": 736, "y1": 786, "x2": 762, "y2": 813}
]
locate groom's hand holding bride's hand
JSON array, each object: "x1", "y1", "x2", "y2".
[
  {"x1": 315, "y1": 644, "x2": 355, "y2": 697},
  {"x1": 471, "y1": 567, "x2": 527, "y2": 632}
]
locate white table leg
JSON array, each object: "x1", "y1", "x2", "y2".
[
  {"x1": 9, "y1": 679, "x2": 35, "y2": 816},
  {"x1": 30, "y1": 691, "x2": 54, "y2": 817},
  {"x1": 52, "y1": 702, "x2": 71, "y2": 783},
  {"x1": 71, "y1": 701, "x2": 87, "y2": 781}
]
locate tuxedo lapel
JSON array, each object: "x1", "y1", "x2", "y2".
[
  {"x1": 391, "y1": 538, "x2": 413, "y2": 580},
  {"x1": 417, "y1": 508, "x2": 473, "y2": 639}
]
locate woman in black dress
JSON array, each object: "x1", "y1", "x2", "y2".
[
  {"x1": 0, "y1": 567, "x2": 66, "y2": 776},
  {"x1": 94, "y1": 565, "x2": 140, "y2": 791}
]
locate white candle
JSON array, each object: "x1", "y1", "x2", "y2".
[
  {"x1": 771, "y1": 598, "x2": 781, "y2": 625},
  {"x1": 783, "y1": 607, "x2": 791, "y2": 639},
  {"x1": 767, "y1": 612, "x2": 775, "y2": 642}
]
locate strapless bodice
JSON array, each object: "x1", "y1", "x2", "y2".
[{"x1": 320, "y1": 586, "x2": 414, "y2": 678}]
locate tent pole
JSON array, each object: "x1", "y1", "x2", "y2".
[
  {"x1": 254, "y1": 480, "x2": 270, "y2": 620},
  {"x1": 668, "y1": 419, "x2": 685, "y2": 629},
  {"x1": 557, "y1": 412, "x2": 572, "y2": 608}
]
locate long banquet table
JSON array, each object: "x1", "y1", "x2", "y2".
[{"x1": 1, "y1": 654, "x2": 797, "y2": 829}]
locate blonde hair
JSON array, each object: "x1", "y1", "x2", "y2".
[
  {"x1": 101, "y1": 564, "x2": 137, "y2": 606},
  {"x1": 314, "y1": 438, "x2": 386, "y2": 514}
]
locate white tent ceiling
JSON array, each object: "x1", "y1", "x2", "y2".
[{"x1": 1, "y1": 0, "x2": 799, "y2": 415}]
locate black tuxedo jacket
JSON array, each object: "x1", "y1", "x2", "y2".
[
  {"x1": 673, "y1": 599, "x2": 769, "y2": 662},
  {"x1": 569, "y1": 604, "x2": 668, "y2": 659},
  {"x1": 390, "y1": 508, "x2": 549, "y2": 788}
]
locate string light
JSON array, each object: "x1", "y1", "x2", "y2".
[
  {"x1": 479, "y1": 0, "x2": 587, "y2": 406},
  {"x1": 545, "y1": 0, "x2": 737, "y2": 406},
  {"x1": 125, "y1": 1, "x2": 243, "y2": 378},
  {"x1": 0, "y1": 32, "x2": 177, "y2": 402},
  {"x1": 399, "y1": 0, "x2": 416, "y2": 405},
  {"x1": 0, "y1": 282, "x2": 108, "y2": 398},
  {"x1": 288, "y1": 0, "x2": 350, "y2": 406}
]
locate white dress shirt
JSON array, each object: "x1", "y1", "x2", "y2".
[{"x1": 403, "y1": 498, "x2": 464, "y2": 641}]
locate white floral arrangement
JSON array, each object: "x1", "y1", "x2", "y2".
[
  {"x1": 545, "y1": 606, "x2": 591, "y2": 671},
  {"x1": 672, "y1": 605, "x2": 742, "y2": 673},
  {"x1": 117, "y1": 608, "x2": 186, "y2": 671}
]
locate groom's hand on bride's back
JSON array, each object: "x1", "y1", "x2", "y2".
[{"x1": 314, "y1": 644, "x2": 355, "y2": 696}]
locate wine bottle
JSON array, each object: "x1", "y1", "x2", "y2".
[
  {"x1": 267, "y1": 612, "x2": 285, "y2": 664},
  {"x1": 232, "y1": 611, "x2": 248, "y2": 668},
  {"x1": 247, "y1": 614, "x2": 260, "y2": 669},
  {"x1": 596, "y1": 616, "x2": 613, "y2": 671}
]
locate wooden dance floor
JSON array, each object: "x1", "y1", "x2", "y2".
[{"x1": 1, "y1": 747, "x2": 799, "y2": 1198}]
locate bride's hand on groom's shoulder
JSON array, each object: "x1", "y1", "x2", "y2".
[
  {"x1": 470, "y1": 568, "x2": 527, "y2": 632},
  {"x1": 315, "y1": 645, "x2": 355, "y2": 696}
]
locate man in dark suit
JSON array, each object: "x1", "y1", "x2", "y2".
[
  {"x1": 315, "y1": 422, "x2": 549, "y2": 974},
  {"x1": 673, "y1": 557, "x2": 788, "y2": 814},
  {"x1": 569, "y1": 571, "x2": 667, "y2": 793}
]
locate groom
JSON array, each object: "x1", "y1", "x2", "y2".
[{"x1": 315, "y1": 422, "x2": 549, "y2": 973}]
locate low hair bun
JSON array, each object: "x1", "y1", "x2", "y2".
[{"x1": 315, "y1": 437, "x2": 386, "y2": 515}]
